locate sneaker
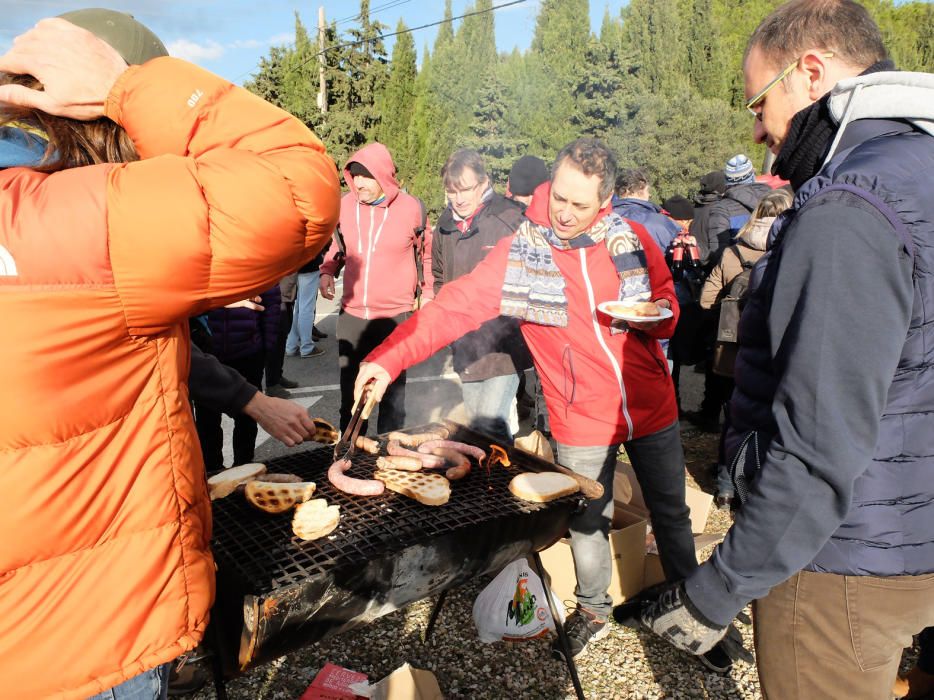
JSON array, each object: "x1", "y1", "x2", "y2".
[
  {"x1": 300, "y1": 347, "x2": 326, "y2": 358},
  {"x1": 168, "y1": 662, "x2": 207, "y2": 696},
  {"x1": 699, "y1": 641, "x2": 733, "y2": 674},
  {"x1": 551, "y1": 606, "x2": 610, "y2": 661},
  {"x1": 312, "y1": 326, "x2": 328, "y2": 341},
  {"x1": 266, "y1": 384, "x2": 291, "y2": 399},
  {"x1": 278, "y1": 376, "x2": 299, "y2": 389}
]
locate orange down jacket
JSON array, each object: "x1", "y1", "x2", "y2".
[{"x1": 0, "y1": 57, "x2": 339, "y2": 699}]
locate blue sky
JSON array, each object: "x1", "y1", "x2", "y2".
[{"x1": 2, "y1": 1, "x2": 629, "y2": 85}]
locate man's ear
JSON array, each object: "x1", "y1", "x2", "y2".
[
  {"x1": 800, "y1": 50, "x2": 832, "y2": 101},
  {"x1": 601, "y1": 193, "x2": 614, "y2": 210}
]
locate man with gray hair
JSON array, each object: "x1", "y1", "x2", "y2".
[{"x1": 640, "y1": 2, "x2": 934, "y2": 697}]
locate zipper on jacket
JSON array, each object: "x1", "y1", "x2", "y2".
[
  {"x1": 561, "y1": 343, "x2": 576, "y2": 419},
  {"x1": 357, "y1": 204, "x2": 389, "y2": 321},
  {"x1": 578, "y1": 248, "x2": 633, "y2": 440}
]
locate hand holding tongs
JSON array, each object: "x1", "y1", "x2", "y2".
[{"x1": 333, "y1": 379, "x2": 377, "y2": 461}]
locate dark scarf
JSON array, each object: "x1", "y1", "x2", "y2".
[{"x1": 773, "y1": 60, "x2": 895, "y2": 190}]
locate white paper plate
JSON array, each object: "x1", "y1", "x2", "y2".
[{"x1": 597, "y1": 301, "x2": 673, "y2": 323}]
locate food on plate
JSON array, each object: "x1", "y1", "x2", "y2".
[
  {"x1": 292, "y1": 498, "x2": 341, "y2": 540},
  {"x1": 311, "y1": 418, "x2": 340, "y2": 445},
  {"x1": 417, "y1": 439, "x2": 486, "y2": 462},
  {"x1": 387, "y1": 440, "x2": 445, "y2": 468},
  {"x1": 376, "y1": 454, "x2": 425, "y2": 472},
  {"x1": 244, "y1": 480, "x2": 316, "y2": 514},
  {"x1": 604, "y1": 300, "x2": 660, "y2": 318},
  {"x1": 354, "y1": 435, "x2": 380, "y2": 454},
  {"x1": 387, "y1": 430, "x2": 448, "y2": 447},
  {"x1": 426, "y1": 447, "x2": 471, "y2": 480},
  {"x1": 328, "y1": 458, "x2": 385, "y2": 496},
  {"x1": 508, "y1": 471, "x2": 581, "y2": 503},
  {"x1": 207, "y1": 462, "x2": 267, "y2": 501},
  {"x1": 374, "y1": 468, "x2": 451, "y2": 506}
]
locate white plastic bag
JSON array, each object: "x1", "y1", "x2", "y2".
[{"x1": 472, "y1": 559, "x2": 562, "y2": 642}]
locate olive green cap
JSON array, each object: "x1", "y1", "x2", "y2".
[{"x1": 58, "y1": 8, "x2": 168, "y2": 65}]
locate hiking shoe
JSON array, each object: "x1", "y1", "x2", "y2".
[
  {"x1": 278, "y1": 376, "x2": 299, "y2": 389},
  {"x1": 300, "y1": 347, "x2": 326, "y2": 358},
  {"x1": 700, "y1": 641, "x2": 734, "y2": 674},
  {"x1": 266, "y1": 384, "x2": 291, "y2": 399},
  {"x1": 551, "y1": 606, "x2": 609, "y2": 661}
]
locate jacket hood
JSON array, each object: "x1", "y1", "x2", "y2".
[
  {"x1": 611, "y1": 196, "x2": 665, "y2": 215},
  {"x1": 525, "y1": 181, "x2": 613, "y2": 233},
  {"x1": 724, "y1": 182, "x2": 772, "y2": 211},
  {"x1": 343, "y1": 142, "x2": 400, "y2": 207},
  {"x1": 824, "y1": 71, "x2": 934, "y2": 165},
  {"x1": 736, "y1": 216, "x2": 775, "y2": 251}
]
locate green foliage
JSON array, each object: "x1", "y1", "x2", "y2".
[{"x1": 246, "y1": 0, "x2": 932, "y2": 209}]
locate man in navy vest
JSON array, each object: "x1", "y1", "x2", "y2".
[{"x1": 639, "y1": 1, "x2": 934, "y2": 697}]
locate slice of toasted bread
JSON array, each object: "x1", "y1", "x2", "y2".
[
  {"x1": 509, "y1": 471, "x2": 580, "y2": 503},
  {"x1": 292, "y1": 499, "x2": 340, "y2": 540},
  {"x1": 374, "y1": 468, "x2": 451, "y2": 506},
  {"x1": 207, "y1": 463, "x2": 267, "y2": 501},
  {"x1": 245, "y1": 480, "x2": 316, "y2": 514}
]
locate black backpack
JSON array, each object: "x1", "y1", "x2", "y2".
[{"x1": 712, "y1": 245, "x2": 755, "y2": 377}]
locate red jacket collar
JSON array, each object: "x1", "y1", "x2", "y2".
[{"x1": 524, "y1": 181, "x2": 614, "y2": 234}]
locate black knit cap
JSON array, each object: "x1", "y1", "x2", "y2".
[
  {"x1": 508, "y1": 155, "x2": 550, "y2": 196},
  {"x1": 699, "y1": 170, "x2": 727, "y2": 196},
  {"x1": 346, "y1": 161, "x2": 374, "y2": 178},
  {"x1": 662, "y1": 195, "x2": 694, "y2": 221}
]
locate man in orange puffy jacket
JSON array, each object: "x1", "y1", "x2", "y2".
[{"x1": 0, "y1": 10, "x2": 339, "y2": 699}]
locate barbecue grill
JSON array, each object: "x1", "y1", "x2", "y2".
[{"x1": 206, "y1": 421, "x2": 600, "y2": 698}]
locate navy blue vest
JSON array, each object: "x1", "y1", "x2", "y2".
[{"x1": 728, "y1": 121, "x2": 934, "y2": 576}]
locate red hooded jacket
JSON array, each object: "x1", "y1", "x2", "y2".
[
  {"x1": 320, "y1": 143, "x2": 433, "y2": 319},
  {"x1": 367, "y1": 182, "x2": 679, "y2": 446}
]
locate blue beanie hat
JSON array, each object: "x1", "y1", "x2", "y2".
[
  {"x1": 0, "y1": 125, "x2": 48, "y2": 168},
  {"x1": 724, "y1": 154, "x2": 756, "y2": 186}
]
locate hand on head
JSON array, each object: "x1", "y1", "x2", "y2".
[{"x1": 0, "y1": 18, "x2": 127, "y2": 120}]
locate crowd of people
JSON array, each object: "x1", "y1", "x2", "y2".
[{"x1": 1, "y1": 1, "x2": 932, "y2": 699}]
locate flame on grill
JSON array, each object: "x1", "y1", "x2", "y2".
[{"x1": 488, "y1": 445, "x2": 510, "y2": 468}]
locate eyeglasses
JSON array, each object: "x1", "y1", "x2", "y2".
[
  {"x1": 444, "y1": 181, "x2": 482, "y2": 198},
  {"x1": 746, "y1": 51, "x2": 834, "y2": 117}
]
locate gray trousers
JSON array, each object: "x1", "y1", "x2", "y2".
[{"x1": 557, "y1": 421, "x2": 696, "y2": 617}]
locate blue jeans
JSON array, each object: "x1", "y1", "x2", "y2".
[
  {"x1": 556, "y1": 421, "x2": 696, "y2": 617},
  {"x1": 460, "y1": 373, "x2": 519, "y2": 442},
  {"x1": 286, "y1": 271, "x2": 320, "y2": 356},
  {"x1": 85, "y1": 663, "x2": 170, "y2": 700}
]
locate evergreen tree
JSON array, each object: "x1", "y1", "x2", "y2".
[{"x1": 375, "y1": 19, "x2": 417, "y2": 160}]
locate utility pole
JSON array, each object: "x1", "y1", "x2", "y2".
[{"x1": 317, "y1": 5, "x2": 328, "y2": 114}]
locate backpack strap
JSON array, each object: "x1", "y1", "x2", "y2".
[{"x1": 413, "y1": 198, "x2": 428, "y2": 298}]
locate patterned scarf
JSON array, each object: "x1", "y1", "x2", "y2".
[{"x1": 501, "y1": 212, "x2": 651, "y2": 329}]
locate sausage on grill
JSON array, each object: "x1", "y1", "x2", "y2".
[
  {"x1": 387, "y1": 440, "x2": 445, "y2": 468},
  {"x1": 417, "y1": 440, "x2": 486, "y2": 463},
  {"x1": 328, "y1": 458, "x2": 385, "y2": 496}
]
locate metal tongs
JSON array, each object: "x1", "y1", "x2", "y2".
[{"x1": 333, "y1": 379, "x2": 377, "y2": 462}]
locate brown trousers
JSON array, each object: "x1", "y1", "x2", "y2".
[{"x1": 754, "y1": 569, "x2": 934, "y2": 699}]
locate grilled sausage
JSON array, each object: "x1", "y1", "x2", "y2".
[
  {"x1": 417, "y1": 440, "x2": 486, "y2": 462},
  {"x1": 426, "y1": 447, "x2": 471, "y2": 480},
  {"x1": 387, "y1": 440, "x2": 445, "y2": 468},
  {"x1": 387, "y1": 431, "x2": 447, "y2": 447},
  {"x1": 354, "y1": 436, "x2": 380, "y2": 454},
  {"x1": 376, "y1": 455, "x2": 423, "y2": 472},
  {"x1": 328, "y1": 458, "x2": 385, "y2": 496}
]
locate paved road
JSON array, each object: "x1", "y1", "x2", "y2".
[{"x1": 221, "y1": 279, "x2": 706, "y2": 466}]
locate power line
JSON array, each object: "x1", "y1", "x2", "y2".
[
  {"x1": 239, "y1": 0, "x2": 530, "y2": 83},
  {"x1": 335, "y1": 0, "x2": 413, "y2": 26}
]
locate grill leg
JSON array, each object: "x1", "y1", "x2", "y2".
[
  {"x1": 423, "y1": 589, "x2": 449, "y2": 643},
  {"x1": 532, "y1": 552, "x2": 586, "y2": 700},
  {"x1": 207, "y1": 622, "x2": 229, "y2": 700}
]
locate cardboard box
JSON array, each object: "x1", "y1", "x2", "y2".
[
  {"x1": 300, "y1": 662, "x2": 368, "y2": 700},
  {"x1": 642, "y1": 533, "x2": 725, "y2": 589},
  {"x1": 368, "y1": 663, "x2": 443, "y2": 700},
  {"x1": 537, "y1": 504, "x2": 647, "y2": 605}
]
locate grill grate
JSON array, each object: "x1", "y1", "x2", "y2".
[{"x1": 210, "y1": 426, "x2": 578, "y2": 593}]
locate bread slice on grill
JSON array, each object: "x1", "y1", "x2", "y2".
[
  {"x1": 245, "y1": 480, "x2": 316, "y2": 514},
  {"x1": 374, "y1": 468, "x2": 451, "y2": 506},
  {"x1": 292, "y1": 498, "x2": 340, "y2": 540},
  {"x1": 509, "y1": 471, "x2": 580, "y2": 503},
  {"x1": 208, "y1": 463, "x2": 267, "y2": 501}
]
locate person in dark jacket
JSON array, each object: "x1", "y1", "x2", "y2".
[
  {"x1": 507, "y1": 154, "x2": 550, "y2": 209},
  {"x1": 611, "y1": 168, "x2": 681, "y2": 254},
  {"x1": 640, "y1": 3, "x2": 934, "y2": 698},
  {"x1": 195, "y1": 287, "x2": 281, "y2": 469},
  {"x1": 265, "y1": 272, "x2": 301, "y2": 397},
  {"x1": 689, "y1": 171, "x2": 727, "y2": 265},
  {"x1": 703, "y1": 155, "x2": 772, "y2": 263},
  {"x1": 433, "y1": 148, "x2": 531, "y2": 441}
]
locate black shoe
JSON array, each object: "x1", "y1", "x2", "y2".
[
  {"x1": 611, "y1": 598, "x2": 644, "y2": 628},
  {"x1": 699, "y1": 641, "x2": 733, "y2": 674},
  {"x1": 278, "y1": 376, "x2": 299, "y2": 389},
  {"x1": 551, "y1": 606, "x2": 609, "y2": 661},
  {"x1": 312, "y1": 325, "x2": 328, "y2": 340},
  {"x1": 715, "y1": 493, "x2": 734, "y2": 511},
  {"x1": 168, "y1": 662, "x2": 208, "y2": 696},
  {"x1": 266, "y1": 384, "x2": 291, "y2": 399},
  {"x1": 300, "y1": 347, "x2": 326, "y2": 358}
]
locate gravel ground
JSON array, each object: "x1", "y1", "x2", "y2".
[{"x1": 191, "y1": 424, "x2": 919, "y2": 699}]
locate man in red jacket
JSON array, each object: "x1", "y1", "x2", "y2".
[
  {"x1": 319, "y1": 142, "x2": 433, "y2": 434},
  {"x1": 356, "y1": 138, "x2": 718, "y2": 664}
]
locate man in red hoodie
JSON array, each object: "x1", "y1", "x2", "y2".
[
  {"x1": 320, "y1": 143, "x2": 433, "y2": 433},
  {"x1": 355, "y1": 138, "x2": 717, "y2": 664}
]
